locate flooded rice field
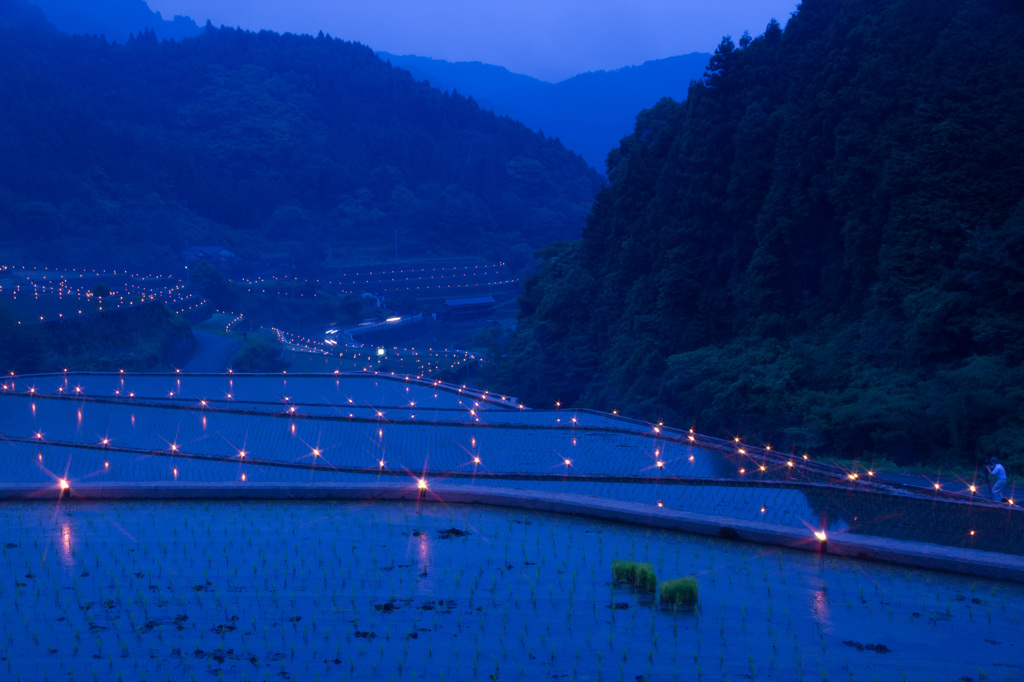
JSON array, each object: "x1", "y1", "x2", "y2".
[{"x1": 2, "y1": 500, "x2": 1021, "y2": 681}]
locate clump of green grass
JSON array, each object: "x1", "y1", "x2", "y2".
[
  {"x1": 660, "y1": 576, "x2": 698, "y2": 608},
  {"x1": 611, "y1": 560, "x2": 657, "y2": 593}
]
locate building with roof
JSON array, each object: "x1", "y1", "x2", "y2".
[{"x1": 433, "y1": 295, "x2": 496, "y2": 324}]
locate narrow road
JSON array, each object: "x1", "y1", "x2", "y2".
[{"x1": 182, "y1": 331, "x2": 242, "y2": 373}]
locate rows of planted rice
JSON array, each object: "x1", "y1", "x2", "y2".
[
  {"x1": 2, "y1": 500, "x2": 1021, "y2": 682},
  {"x1": 439, "y1": 479, "x2": 822, "y2": 529},
  {"x1": 14, "y1": 373, "x2": 508, "y2": 411},
  {"x1": 6, "y1": 436, "x2": 1013, "y2": 553},
  {"x1": 5, "y1": 374, "x2": 1017, "y2": 556},
  {"x1": 1, "y1": 395, "x2": 725, "y2": 482},
  {"x1": 78, "y1": 400, "x2": 654, "y2": 432},
  {"x1": 9, "y1": 374, "x2": 688, "y2": 435},
  {"x1": 1, "y1": 434, "x2": 820, "y2": 532}
]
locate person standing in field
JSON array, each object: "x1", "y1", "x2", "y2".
[{"x1": 986, "y1": 457, "x2": 1008, "y2": 502}]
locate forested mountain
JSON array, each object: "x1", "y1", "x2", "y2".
[
  {"x1": 0, "y1": 9, "x2": 603, "y2": 271},
  {"x1": 379, "y1": 52, "x2": 710, "y2": 171},
  {"x1": 492, "y1": 0, "x2": 1024, "y2": 469},
  {"x1": 27, "y1": 0, "x2": 200, "y2": 42}
]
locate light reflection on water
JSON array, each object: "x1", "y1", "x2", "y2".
[
  {"x1": 60, "y1": 520, "x2": 74, "y2": 567},
  {"x1": 417, "y1": 533, "x2": 430, "y2": 571},
  {"x1": 810, "y1": 585, "x2": 831, "y2": 630}
]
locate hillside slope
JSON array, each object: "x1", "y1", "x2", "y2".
[
  {"x1": 494, "y1": 0, "x2": 1024, "y2": 469},
  {"x1": 380, "y1": 52, "x2": 710, "y2": 172},
  {"x1": 0, "y1": 17, "x2": 603, "y2": 271}
]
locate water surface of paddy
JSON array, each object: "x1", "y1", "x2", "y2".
[{"x1": 1, "y1": 500, "x2": 1020, "y2": 681}]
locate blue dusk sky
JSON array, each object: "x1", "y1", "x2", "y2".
[{"x1": 144, "y1": 0, "x2": 801, "y2": 81}]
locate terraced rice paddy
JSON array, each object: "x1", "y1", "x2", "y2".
[
  {"x1": 1, "y1": 372, "x2": 1023, "y2": 681},
  {"x1": 1, "y1": 500, "x2": 1021, "y2": 682},
  {"x1": 1, "y1": 373, "x2": 1021, "y2": 556}
]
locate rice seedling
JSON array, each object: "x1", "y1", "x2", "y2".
[
  {"x1": 659, "y1": 577, "x2": 698, "y2": 610},
  {"x1": 611, "y1": 560, "x2": 657, "y2": 593}
]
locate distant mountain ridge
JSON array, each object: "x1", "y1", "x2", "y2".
[
  {"x1": 8, "y1": 0, "x2": 708, "y2": 173},
  {"x1": 378, "y1": 52, "x2": 711, "y2": 171},
  {"x1": 25, "y1": 0, "x2": 200, "y2": 41}
]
